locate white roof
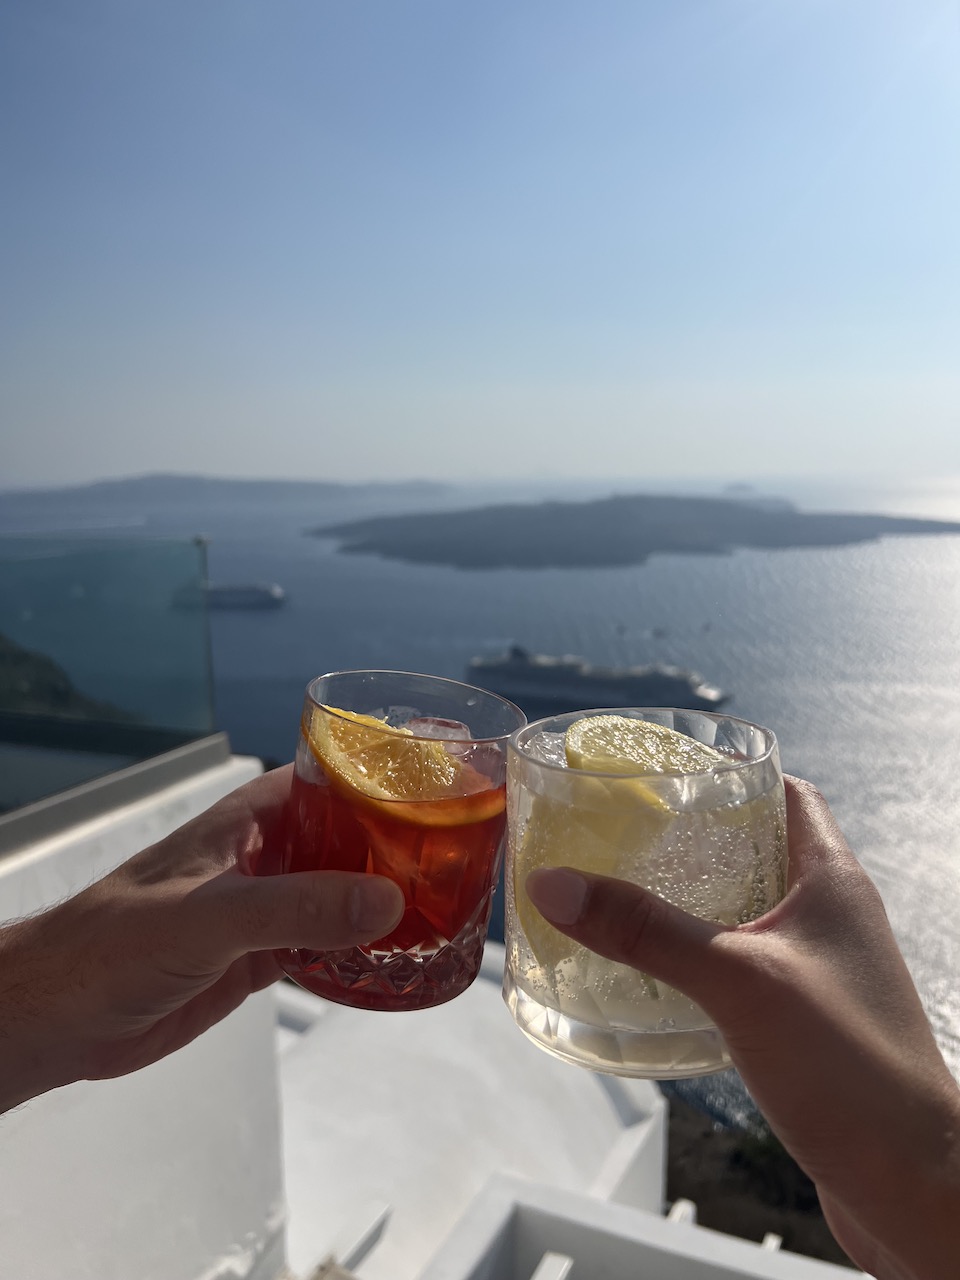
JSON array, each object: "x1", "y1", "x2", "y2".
[{"x1": 277, "y1": 947, "x2": 666, "y2": 1280}]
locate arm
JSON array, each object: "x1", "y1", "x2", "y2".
[
  {"x1": 0, "y1": 765, "x2": 403, "y2": 1113},
  {"x1": 526, "y1": 776, "x2": 960, "y2": 1280}
]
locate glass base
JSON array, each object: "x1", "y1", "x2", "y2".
[
  {"x1": 503, "y1": 970, "x2": 732, "y2": 1079},
  {"x1": 278, "y1": 925, "x2": 487, "y2": 1012}
]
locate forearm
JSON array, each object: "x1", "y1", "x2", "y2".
[
  {"x1": 0, "y1": 916, "x2": 77, "y2": 1114},
  {"x1": 817, "y1": 1077, "x2": 960, "y2": 1280}
]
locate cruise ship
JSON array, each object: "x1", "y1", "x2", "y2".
[
  {"x1": 173, "y1": 580, "x2": 286, "y2": 610},
  {"x1": 467, "y1": 645, "x2": 728, "y2": 718}
]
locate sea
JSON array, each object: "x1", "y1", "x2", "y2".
[{"x1": 3, "y1": 473, "x2": 960, "y2": 1117}]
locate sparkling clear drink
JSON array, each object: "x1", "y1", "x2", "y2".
[{"x1": 503, "y1": 709, "x2": 786, "y2": 1078}]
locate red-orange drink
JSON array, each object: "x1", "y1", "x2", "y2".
[
  {"x1": 280, "y1": 769, "x2": 505, "y2": 1009},
  {"x1": 269, "y1": 672, "x2": 524, "y2": 1011}
]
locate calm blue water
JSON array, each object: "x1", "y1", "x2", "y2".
[{"x1": 3, "y1": 478, "x2": 960, "y2": 1091}]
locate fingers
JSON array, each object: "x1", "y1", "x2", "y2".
[
  {"x1": 228, "y1": 765, "x2": 295, "y2": 873},
  {"x1": 783, "y1": 774, "x2": 852, "y2": 882},
  {"x1": 522, "y1": 781, "x2": 837, "y2": 997},
  {"x1": 217, "y1": 871, "x2": 405, "y2": 956},
  {"x1": 138, "y1": 765, "x2": 297, "y2": 882},
  {"x1": 197, "y1": 763, "x2": 294, "y2": 835},
  {"x1": 526, "y1": 866, "x2": 727, "y2": 998},
  {"x1": 234, "y1": 762, "x2": 295, "y2": 812},
  {"x1": 523, "y1": 780, "x2": 860, "y2": 1028}
]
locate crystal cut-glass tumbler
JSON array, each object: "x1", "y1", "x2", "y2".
[{"x1": 265, "y1": 669, "x2": 525, "y2": 1011}]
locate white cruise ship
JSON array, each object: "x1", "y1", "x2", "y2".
[{"x1": 468, "y1": 645, "x2": 728, "y2": 718}]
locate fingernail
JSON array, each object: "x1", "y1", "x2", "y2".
[
  {"x1": 350, "y1": 878, "x2": 404, "y2": 934},
  {"x1": 526, "y1": 868, "x2": 588, "y2": 926}
]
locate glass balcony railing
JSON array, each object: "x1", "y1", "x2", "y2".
[{"x1": 0, "y1": 535, "x2": 216, "y2": 814}]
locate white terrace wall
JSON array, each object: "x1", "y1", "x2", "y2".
[{"x1": 0, "y1": 756, "x2": 288, "y2": 1280}]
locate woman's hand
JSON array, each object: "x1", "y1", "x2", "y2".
[
  {"x1": 0, "y1": 765, "x2": 403, "y2": 1113},
  {"x1": 526, "y1": 776, "x2": 960, "y2": 1280}
]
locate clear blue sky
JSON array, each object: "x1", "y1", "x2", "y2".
[{"x1": 2, "y1": 1, "x2": 958, "y2": 488}]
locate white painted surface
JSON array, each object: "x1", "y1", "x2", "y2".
[
  {"x1": 276, "y1": 951, "x2": 666, "y2": 1280},
  {"x1": 0, "y1": 756, "x2": 261, "y2": 921},
  {"x1": 418, "y1": 1176, "x2": 864, "y2": 1280},
  {"x1": 666, "y1": 1198, "x2": 697, "y2": 1225},
  {"x1": 529, "y1": 1253, "x2": 574, "y2": 1280},
  {"x1": 0, "y1": 755, "x2": 289, "y2": 1280}
]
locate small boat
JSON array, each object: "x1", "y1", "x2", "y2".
[
  {"x1": 467, "y1": 645, "x2": 727, "y2": 717},
  {"x1": 172, "y1": 582, "x2": 286, "y2": 611}
]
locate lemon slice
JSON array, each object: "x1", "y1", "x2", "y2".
[
  {"x1": 564, "y1": 714, "x2": 727, "y2": 777},
  {"x1": 304, "y1": 705, "x2": 503, "y2": 827},
  {"x1": 515, "y1": 715, "x2": 723, "y2": 972}
]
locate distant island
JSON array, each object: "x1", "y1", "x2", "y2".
[{"x1": 310, "y1": 492, "x2": 960, "y2": 570}]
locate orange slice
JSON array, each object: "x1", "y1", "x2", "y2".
[{"x1": 303, "y1": 705, "x2": 503, "y2": 827}]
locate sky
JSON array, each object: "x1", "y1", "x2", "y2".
[{"x1": 1, "y1": 0, "x2": 959, "y2": 489}]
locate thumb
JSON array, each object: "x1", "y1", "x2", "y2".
[
  {"x1": 219, "y1": 871, "x2": 405, "y2": 957},
  {"x1": 525, "y1": 866, "x2": 730, "y2": 1006}
]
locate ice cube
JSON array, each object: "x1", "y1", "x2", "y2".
[
  {"x1": 405, "y1": 717, "x2": 473, "y2": 741},
  {"x1": 674, "y1": 767, "x2": 748, "y2": 812},
  {"x1": 524, "y1": 730, "x2": 567, "y2": 768},
  {"x1": 458, "y1": 742, "x2": 504, "y2": 779},
  {"x1": 404, "y1": 716, "x2": 501, "y2": 772},
  {"x1": 708, "y1": 769, "x2": 749, "y2": 808}
]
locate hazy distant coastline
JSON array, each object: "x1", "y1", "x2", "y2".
[
  {"x1": 312, "y1": 492, "x2": 960, "y2": 570},
  {"x1": 0, "y1": 473, "x2": 451, "y2": 503}
]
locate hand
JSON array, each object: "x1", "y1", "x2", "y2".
[
  {"x1": 0, "y1": 765, "x2": 403, "y2": 1113},
  {"x1": 526, "y1": 776, "x2": 960, "y2": 1280}
]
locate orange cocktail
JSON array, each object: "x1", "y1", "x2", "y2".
[{"x1": 275, "y1": 670, "x2": 525, "y2": 1011}]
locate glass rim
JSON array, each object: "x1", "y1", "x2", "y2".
[
  {"x1": 509, "y1": 706, "x2": 780, "y2": 780},
  {"x1": 304, "y1": 668, "x2": 527, "y2": 745}
]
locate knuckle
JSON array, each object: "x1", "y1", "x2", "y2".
[
  {"x1": 217, "y1": 877, "x2": 279, "y2": 955},
  {"x1": 831, "y1": 857, "x2": 889, "y2": 928},
  {"x1": 294, "y1": 885, "x2": 325, "y2": 937},
  {"x1": 597, "y1": 882, "x2": 665, "y2": 967},
  {"x1": 783, "y1": 772, "x2": 813, "y2": 794},
  {"x1": 239, "y1": 893, "x2": 275, "y2": 946},
  {"x1": 784, "y1": 774, "x2": 826, "y2": 810}
]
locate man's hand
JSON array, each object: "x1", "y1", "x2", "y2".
[
  {"x1": 526, "y1": 777, "x2": 960, "y2": 1280},
  {"x1": 0, "y1": 765, "x2": 403, "y2": 1113}
]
